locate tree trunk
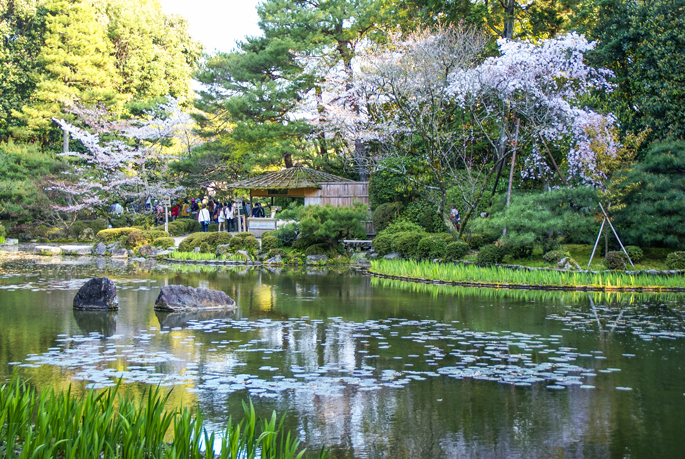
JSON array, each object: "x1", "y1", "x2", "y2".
[
  {"x1": 458, "y1": 157, "x2": 506, "y2": 238},
  {"x1": 284, "y1": 152, "x2": 293, "y2": 168}
]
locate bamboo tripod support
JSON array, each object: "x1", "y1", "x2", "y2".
[{"x1": 587, "y1": 203, "x2": 634, "y2": 268}]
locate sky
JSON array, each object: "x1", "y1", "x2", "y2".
[{"x1": 158, "y1": 0, "x2": 263, "y2": 54}]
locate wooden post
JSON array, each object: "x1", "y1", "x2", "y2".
[
  {"x1": 598, "y1": 202, "x2": 634, "y2": 267},
  {"x1": 62, "y1": 129, "x2": 69, "y2": 153}
]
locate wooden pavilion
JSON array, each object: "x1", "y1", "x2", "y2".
[{"x1": 225, "y1": 166, "x2": 369, "y2": 207}]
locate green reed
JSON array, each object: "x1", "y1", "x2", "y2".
[
  {"x1": 0, "y1": 375, "x2": 327, "y2": 459},
  {"x1": 169, "y1": 251, "x2": 217, "y2": 261},
  {"x1": 370, "y1": 259, "x2": 685, "y2": 291}
]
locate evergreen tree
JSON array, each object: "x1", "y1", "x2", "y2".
[{"x1": 12, "y1": 0, "x2": 120, "y2": 141}]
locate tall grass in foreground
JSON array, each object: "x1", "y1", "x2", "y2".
[
  {"x1": 0, "y1": 375, "x2": 327, "y2": 459},
  {"x1": 370, "y1": 259, "x2": 685, "y2": 290}
]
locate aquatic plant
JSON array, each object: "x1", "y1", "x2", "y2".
[
  {"x1": 370, "y1": 259, "x2": 685, "y2": 291},
  {"x1": 169, "y1": 251, "x2": 217, "y2": 261},
  {"x1": 0, "y1": 375, "x2": 327, "y2": 458}
]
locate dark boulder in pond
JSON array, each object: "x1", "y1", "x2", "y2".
[
  {"x1": 73, "y1": 277, "x2": 119, "y2": 311},
  {"x1": 154, "y1": 285, "x2": 236, "y2": 312}
]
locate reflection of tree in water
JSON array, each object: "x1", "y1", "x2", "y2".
[{"x1": 73, "y1": 310, "x2": 117, "y2": 336}]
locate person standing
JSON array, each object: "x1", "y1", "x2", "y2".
[
  {"x1": 226, "y1": 202, "x2": 235, "y2": 232},
  {"x1": 181, "y1": 200, "x2": 190, "y2": 219},
  {"x1": 113, "y1": 201, "x2": 123, "y2": 215},
  {"x1": 198, "y1": 204, "x2": 211, "y2": 232},
  {"x1": 450, "y1": 205, "x2": 460, "y2": 229},
  {"x1": 217, "y1": 203, "x2": 226, "y2": 232},
  {"x1": 171, "y1": 203, "x2": 180, "y2": 221}
]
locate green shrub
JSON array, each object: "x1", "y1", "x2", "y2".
[
  {"x1": 159, "y1": 219, "x2": 201, "y2": 236},
  {"x1": 625, "y1": 246, "x2": 644, "y2": 264},
  {"x1": 378, "y1": 220, "x2": 424, "y2": 236},
  {"x1": 605, "y1": 251, "x2": 627, "y2": 270},
  {"x1": 542, "y1": 237, "x2": 560, "y2": 254},
  {"x1": 666, "y1": 251, "x2": 685, "y2": 270},
  {"x1": 543, "y1": 250, "x2": 564, "y2": 264},
  {"x1": 372, "y1": 202, "x2": 404, "y2": 233},
  {"x1": 145, "y1": 230, "x2": 169, "y2": 240},
  {"x1": 476, "y1": 244, "x2": 504, "y2": 267},
  {"x1": 292, "y1": 234, "x2": 327, "y2": 251},
  {"x1": 401, "y1": 200, "x2": 446, "y2": 233},
  {"x1": 200, "y1": 242, "x2": 210, "y2": 253},
  {"x1": 305, "y1": 243, "x2": 334, "y2": 256},
  {"x1": 261, "y1": 231, "x2": 274, "y2": 239},
  {"x1": 272, "y1": 223, "x2": 299, "y2": 247},
  {"x1": 69, "y1": 219, "x2": 108, "y2": 238},
  {"x1": 392, "y1": 231, "x2": 426, "y2": 258},
  {"x1": 0, "y1": 223, "x2": 5, "y2": 240},
  {"x1": 417, "y1": 235, "x2": 448, "y2": 259},
  {"x1": 179, "y1": 232, "x2": 232, "y2": 252},
  {"x1": 152, "y1": 237, "x2": 175, "y2": 249},
  {"x1": 501, "y1": 234, "x2": 535, "y2": 259},
  {"x1": 464, "y1": 233, "x2": 486, "y2": 249},
  {"x1": 261, "y1": 235, "x2": 280, "y2": 251},
  {"x1": 267, "y1": 248, "x2": 287, "y2": 259},
  {"x1": 229, "y1": 232, "x2": 259, "y2": 251},
  {"x1": 299, "y1": 203, "x2": 367, "y2": 244},
  {"x1": 445, "y1": 241, "x2": 470, "y2": 261},
  {"x1": 126, "y1": 231, "x2": 151, "y2": 249},
  {"x1": 96, "y1": 227, "x2": 139, "y2": 243},
  {"x1": 372, "y1": 233, "x2": 394, "y2": 256}
]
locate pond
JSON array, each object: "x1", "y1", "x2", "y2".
[{"x1": 1, "y1": 258, "x2": 684, "y2": 458}]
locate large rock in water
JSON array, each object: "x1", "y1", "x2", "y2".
[
  {"x1": 154, "y1": 285, "x2": 236, "y2": 312},
  {"x1": 73, "y1": 277, "x2": 118, "y2": 310}
]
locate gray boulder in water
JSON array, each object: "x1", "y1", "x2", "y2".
[
  {"x1": 154, "y1": 285, "x2": 236, "y2": 312},
  {"x1": 73, "y1": 277, "x2": 119, "y2": 310}
]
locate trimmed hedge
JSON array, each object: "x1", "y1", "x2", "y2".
[
  {"x1": 125, "y1": 230, "x2": 170, "y2": 249},
  {"x1": 272, "y1": 223, "x2": 299, "y2": 247},
  {"x1": 625, "y1": 245, "x2": 643, "y2": 264},
  {"x1": 476, "y1": 244, "x2": 504, "y2": 267},
  {"x1": 666, "y1": 251, "x2": 685, "y2": 270},
  {"x1": 267, "y1": 248, "x2": 287, "y2": 259},
  {"x1": 179, "y1": 232, "x2": 232, "y2": 252},
  {"x1": 543, "y1": 250, "x2": 564, "y2": 264},
  {"x1": 229, "y1": 232, "x2": 259, "y2": 252},
  {"x1": 95, "y1": 227, "x2": 139, "y2": 243},
  {"x1": 261, "y1": 235, "x2": 280, "y2": 251},
  {"x1": 445, "y1": 241, "x2": 470, "y2": 261},
  {"x1": 372, "y1": 233, "x2": 394, "y2": 256},
  {"x1": 372, "y1": 202, "x2": 404, "y2": 233},
  {"x1": 417, "y1": 235, "x2": 448, "y2": 259},
  {"x1": 152, "y1": 237, "x2": 175, "y2": 249},
  {"x1": 391, "y1": 231, "x2": 427, "y2": 259},
  {"x1": 605, "y1": 251, "x2": 627, "y2": 270},
  {"x1": 305, "y1": 243, "x2": 334, "y2": 256}
]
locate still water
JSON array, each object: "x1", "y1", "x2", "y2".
[{"x1": 1, "y1": 258, "x2": 684, "y2": 458}]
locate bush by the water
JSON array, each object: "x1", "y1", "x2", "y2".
[
  {"x1": 666, "y1": 251, "x2": 685, "y2": 270},
  {"x1": 229, "y1": 232, "x2": 259, "y2": 252},
  {"x1": 372, "y1": 233, "x2": 394, "y2": 256},
  {"x1": 96, "y1": 227, "x2": 139, "y2": 243},
  {"x1": 476, "y1": 244, "x2": 504, "y2": 267},
  {"x1": 261, "y1": 235, "x2": 280, "y2": 251},
  {"x1": 272, "y1": 223, "x2": 299, "y2": 247},
  {"x1": 417, "y1": 235, "x2": 448, "y2": 259},
  {"x1": 305, "y1": 243, "x2": 335, "y2": 257},
  {"x1": 69, "y1": 219, "x2": 107, "y2": 239},
  {"x1": 378, "y1": 220, "x2": 424, "y2": 236},
  {"x1": 445, "y1": 241, "x2": 470, "y2": 261},
  {"x1": 401, "y1": 199, "x2": 446, "y2": 233},
  {"x1": 126, "y1": 230, "x2": 170, "y2": 249},
  {"x1": 179, "y1": 232, "x2": 232, "y2": 252},
  {"x1": 501, "y1": 234, "x2": 535, "y2": 259},
  {"x1": 292, "y1": 234, "x2": 327, "y2": 251},
  {"x1": 156, "y1": 219, "x2": 201, "y2": 236},
  {"x1": 372, "y1": 202, "x2": 404, "y2": 233},
  {"x1": 543, "y1": 250, "x2": 564, "y2": 264},
  {"x1": 299, "y1": 203, "x2": 367, "y2": 244},
  {"x1": 267, "y1": 248, "x2": 287, "y2": 259},
  {"x1": 542, "y1": 237, "x2": 560, "y2": 254},
  {"x1": 152, "y1": 237, "x2": 175, "y2": 249},
  {"x1": 605, "y1": 251, "x2": 627, "y2": 270},
  {"x1": 392, "y1": 231, "x2": 426, "y2": 259},
  {"x1": 625, "y1": 245, "x2": 644, "y2": 264}
]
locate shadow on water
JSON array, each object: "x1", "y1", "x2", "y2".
[
  {"x1": 73, "y1": 310, "x2": 117, "y2": 337},
  {"x1": 155, "y1": 309, "x2": 238, "y2": 328}
]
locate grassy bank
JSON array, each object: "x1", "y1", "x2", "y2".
[
  {"x1": 0, "y1": 375, "x2": 326, "y2": 459},
  {"x1": 369, "y1": 259, "x2": 685, "y2": 291}
]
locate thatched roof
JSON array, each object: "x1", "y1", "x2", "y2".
[{"x1": 225, "y1": 166, "x2": 354, "y2": 190}]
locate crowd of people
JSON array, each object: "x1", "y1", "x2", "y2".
[
  {"x1": 169, "y1": 197, "x2": 269, "y2": 232},
  {"x1": 107, "y1": 196, "x2": 273, "y2": 233}
]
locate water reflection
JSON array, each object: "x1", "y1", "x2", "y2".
[
  {"x1": 1, "y1": 261, "x2": 685, "y2": 458},
  {"x1": 155, "y1": 309, "x2": 238, "y2": 328},
  {"x1": 73, "y1": 310, "x2": 117, "y2": 337}
]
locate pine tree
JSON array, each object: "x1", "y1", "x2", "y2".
[{"x1": 12, "y1": 0, "x2": 120, "y2": 141}]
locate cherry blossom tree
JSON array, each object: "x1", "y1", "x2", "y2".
[
  {"x1": 47, "y1": 97, "x2": 191, "y2": 228},
  {"x1": 299, "y1": 26, "x2": 619, "y2": 234}
]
